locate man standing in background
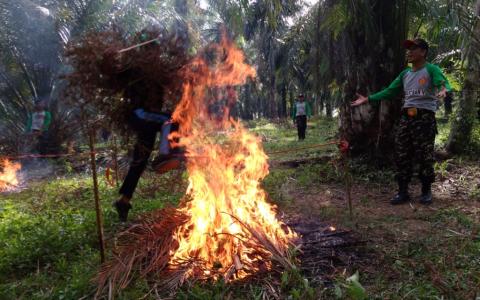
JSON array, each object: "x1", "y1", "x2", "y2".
[
  {"x1": 291, "y1": 94, "x2": 312, "y2": 140},
  {"x1": 26, "y1": 100, "x2": 51, "y2": 154}
]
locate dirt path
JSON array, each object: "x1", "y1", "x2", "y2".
[{"x1": 274, "y1": 159, "x2": 480, "y2": 298}]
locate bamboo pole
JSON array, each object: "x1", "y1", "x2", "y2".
[
  {"x1": 112, "y1": 134, "x2": 120, "y2": 187},
  {"x1": 339, "y1": 140, "x2": 353, "y2": 219},
  {"x1": 117, "y1": 38, "x2": 158, "y2": 53},
  {"x1": 344, "y1": 156, "x2": 353, "y2": 219},
  {"x1": 88, "y1": 127, "x2": 106, "y2": 263}
]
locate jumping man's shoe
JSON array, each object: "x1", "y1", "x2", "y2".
[
  {"x1": 151, "y1": 151, "x2": 186, "y2": 174},
  {"x1": 113, "y1": 200, "x2": 132, "y2": 222},
  {"x1": 153, "y1": 158, "x2": 182, "y2": 174}
]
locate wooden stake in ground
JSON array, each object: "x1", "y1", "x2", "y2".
[
  {"x1": 344, "y1": 158, "x2": 353, "y2": 219},
  {"x1": 339, "y1": 140, "x2": 353, "y2": 219},
  {"x1": 111, "y1": 134, "x2": 120, "y2": 187},
  {"x1": 88, "y1": 128, "x2": 106, "y2": 263}
]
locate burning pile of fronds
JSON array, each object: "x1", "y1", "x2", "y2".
[
  {"x1": 96, "y1": 37, "x2": 298, "y2": 297},
  {"x1": 64, "y1": 26, "x2": 189, "y2": 132},
  {"x1": 0, "y1": 159, "x2": 21, "y2": 192}
]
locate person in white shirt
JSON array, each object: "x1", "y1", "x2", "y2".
[{"x1": 291, "y1": 94, "x2": 312, "y2": 140}]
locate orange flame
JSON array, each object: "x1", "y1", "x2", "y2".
[
  {"x1": 169, "y1": 37, "x2": 297, "y2": 279},
  {"x1": 0, "y1": 159, "x2": 21, "y2": 192}
]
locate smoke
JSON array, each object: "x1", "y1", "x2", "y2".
[
  {"x1": 35, "y1": 5, "x2": 50, "y2": 17},
  {"x1": 4, "y1": 1, "x2": 61, "y2": 77},
  {"x1": 18, "y1": 158, "x2": 54, "y2": 185}
]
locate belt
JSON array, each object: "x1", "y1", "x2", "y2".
[{"x1": 402, "y1": 107, "x2": 434, "y2": 118}]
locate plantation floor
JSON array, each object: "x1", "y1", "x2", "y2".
[
  {"x1": 272, "y1": 160, "x2": 480, "y2": 299},
  {"x1": 261, "y1": 118, "x2": 480, "y2": 299},
  {"x1": 1, "y1": 117, "x2": 479, "y2": 299}
]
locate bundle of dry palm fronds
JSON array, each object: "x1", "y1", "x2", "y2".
[
  {"x1": 64, "y1": 27, "x2": 189, "y2": 133},
  {"x1": 95, "y1": 204, "x2": 298, "y2": 299},
  {"x1": 96, "y1": 207, "x2": 189, "y2": 297}
]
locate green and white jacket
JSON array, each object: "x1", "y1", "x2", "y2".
[
  {"x1": 291, "y1": 101, "x2": 312, "y2": 120},
  {"x1": 368, "y1": 63, "x2": 451, "y2": 112},
  {"x1": 26, "y1": 110, "x2": 51, "y2": 132}
]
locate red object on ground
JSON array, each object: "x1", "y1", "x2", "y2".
[{"x1": 338, "y1": 140, "x2": 349, "y2": 154}]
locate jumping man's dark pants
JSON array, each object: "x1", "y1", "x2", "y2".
[{"x1": 119, "y1": 114, "x2": 178, "y2": 198}]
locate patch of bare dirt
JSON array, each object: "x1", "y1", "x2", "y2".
[
  {"x1": 282, "y1": 160, "x2": 479, "y2": 234},
  {"x1": 275, "y1": 159, "x2": 480, "y2": 292}
]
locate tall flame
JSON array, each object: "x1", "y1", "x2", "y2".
[
  {"x1": 0, "y1": 159, "x2": 21, "y2": 192},
  {"x1": 169, "y1": 37, "x2": 297, "y2": 278}
]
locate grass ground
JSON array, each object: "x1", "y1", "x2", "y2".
[{"x1": 0, "y1": 116, "x2": 479, "y2": 299}]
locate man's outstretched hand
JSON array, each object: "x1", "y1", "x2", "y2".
[
  {"x1": 351, "y1": 93, "x2": 368, "y2": 106},
  {"x1": 436, "y1": 86, "x2": 447, "y2": 99}
]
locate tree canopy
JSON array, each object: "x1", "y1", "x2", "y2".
[{"x1": 0, "y1": 0, "x2": 479, "y2": 156}]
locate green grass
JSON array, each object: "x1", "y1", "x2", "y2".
[
  {"x1": 0, "y1": 118, "x2": 338, "y2": 299},
  {"x1": 435, "y1": 115, "x2": 452, "y2": 147},
  {"x1": 1, "y1": 116, "x2": 479, "y2": 299},
  {"x1": 368, "y1": 227, "x2": 480, "y2": 299},
  {"x1": 251, "y1": 117, "x2": 338, "y2": 161},
  {"x1": 0, "y1": 173, "x2": 183, "y2": 299},
  {"x1": 436, "y1": 114, "x2": 480, "y2": 155},
  {"x1": 354, "y1": 201, "x2": 480, "y2": 299}
]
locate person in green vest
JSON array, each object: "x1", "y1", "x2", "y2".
[
  {"x1": 26, "y1": 101, "x2": 51, "y2": 134},
  {"x1": 291, "y1": 94, "x2": 312, "y2": 140},
  {"x1": 352, "y1": 38, "x2": 450, "y2": 205},
  {"x1": 26, "y1": 100, "x2": 52, "y2": 154}
]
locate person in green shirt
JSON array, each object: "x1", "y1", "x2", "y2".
[
  {"x1": 26, "y1": 101, "x2": 51, "y2": 134},
  {"x1": 352, "y1": 38, "x2": 450, "y2": 205},
  {"x1": 291, "y1": 94, "x2": 312, "y2": 140},
  {"x1": 26, "y1": 100, "x2": 52, "y2": 155}
]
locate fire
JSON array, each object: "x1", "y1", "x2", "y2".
[
  {"x1": 0, "y1": 159, "x2": 21, "y2": 192},
  {"x1": 169, "y1": 37, "x2": 298, "y2": 279}
]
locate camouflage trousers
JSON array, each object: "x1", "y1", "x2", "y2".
[{"x1": 395, "y1": 109, "x2": 437, "y2": 184}]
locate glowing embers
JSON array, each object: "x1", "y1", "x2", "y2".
[{"x1": 0, "y1": 159, "x2": 21, "y2": 192}]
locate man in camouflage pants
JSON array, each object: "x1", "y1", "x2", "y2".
[{"x1": 352, "y1": 38, "x2": 451, "y2": 205}]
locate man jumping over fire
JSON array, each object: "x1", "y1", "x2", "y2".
[
  {"x1": 66, "y1": 26, "x2": 189, "y2": 221},
  {"x1": 351, "y1": 38, "x2": 451, "y2": 205}
]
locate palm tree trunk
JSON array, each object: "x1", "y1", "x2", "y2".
[
  {"x1": 314, "y1": 3, "x2": 323, "y2": 116},
  {"x1": 325, "y1": 92, "x2": 333, "y2": 118},
  {"x1": 446, "y1": 14, "x2": 480, "y2": 153},
  {"x1": 319, "y1": 91, "x2": 325, "y2": 116},
  {"x1": 280, "y1": 85, "x2": 287, "y2": 118},
  {"x1": 339, "y1": 0, "x2": 408, "y2": 161}
]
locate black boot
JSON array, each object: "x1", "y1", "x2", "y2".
[
  {"x1": 113, "y1": 199, "x2": 132, "y2": 222},
  {"x1": 391, "y1": 181, "x2": 410, "y2": 205},
  {"x1": 419, "y1": 182, "x2": 432, "y2": 205}
]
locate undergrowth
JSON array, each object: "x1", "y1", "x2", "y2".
[
  {"x1": 1, "y1": 116, "x2": 479, "y2": 299},
  {"x1": 0, "y1": 173, "x2": 183, "y2": 299}
]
